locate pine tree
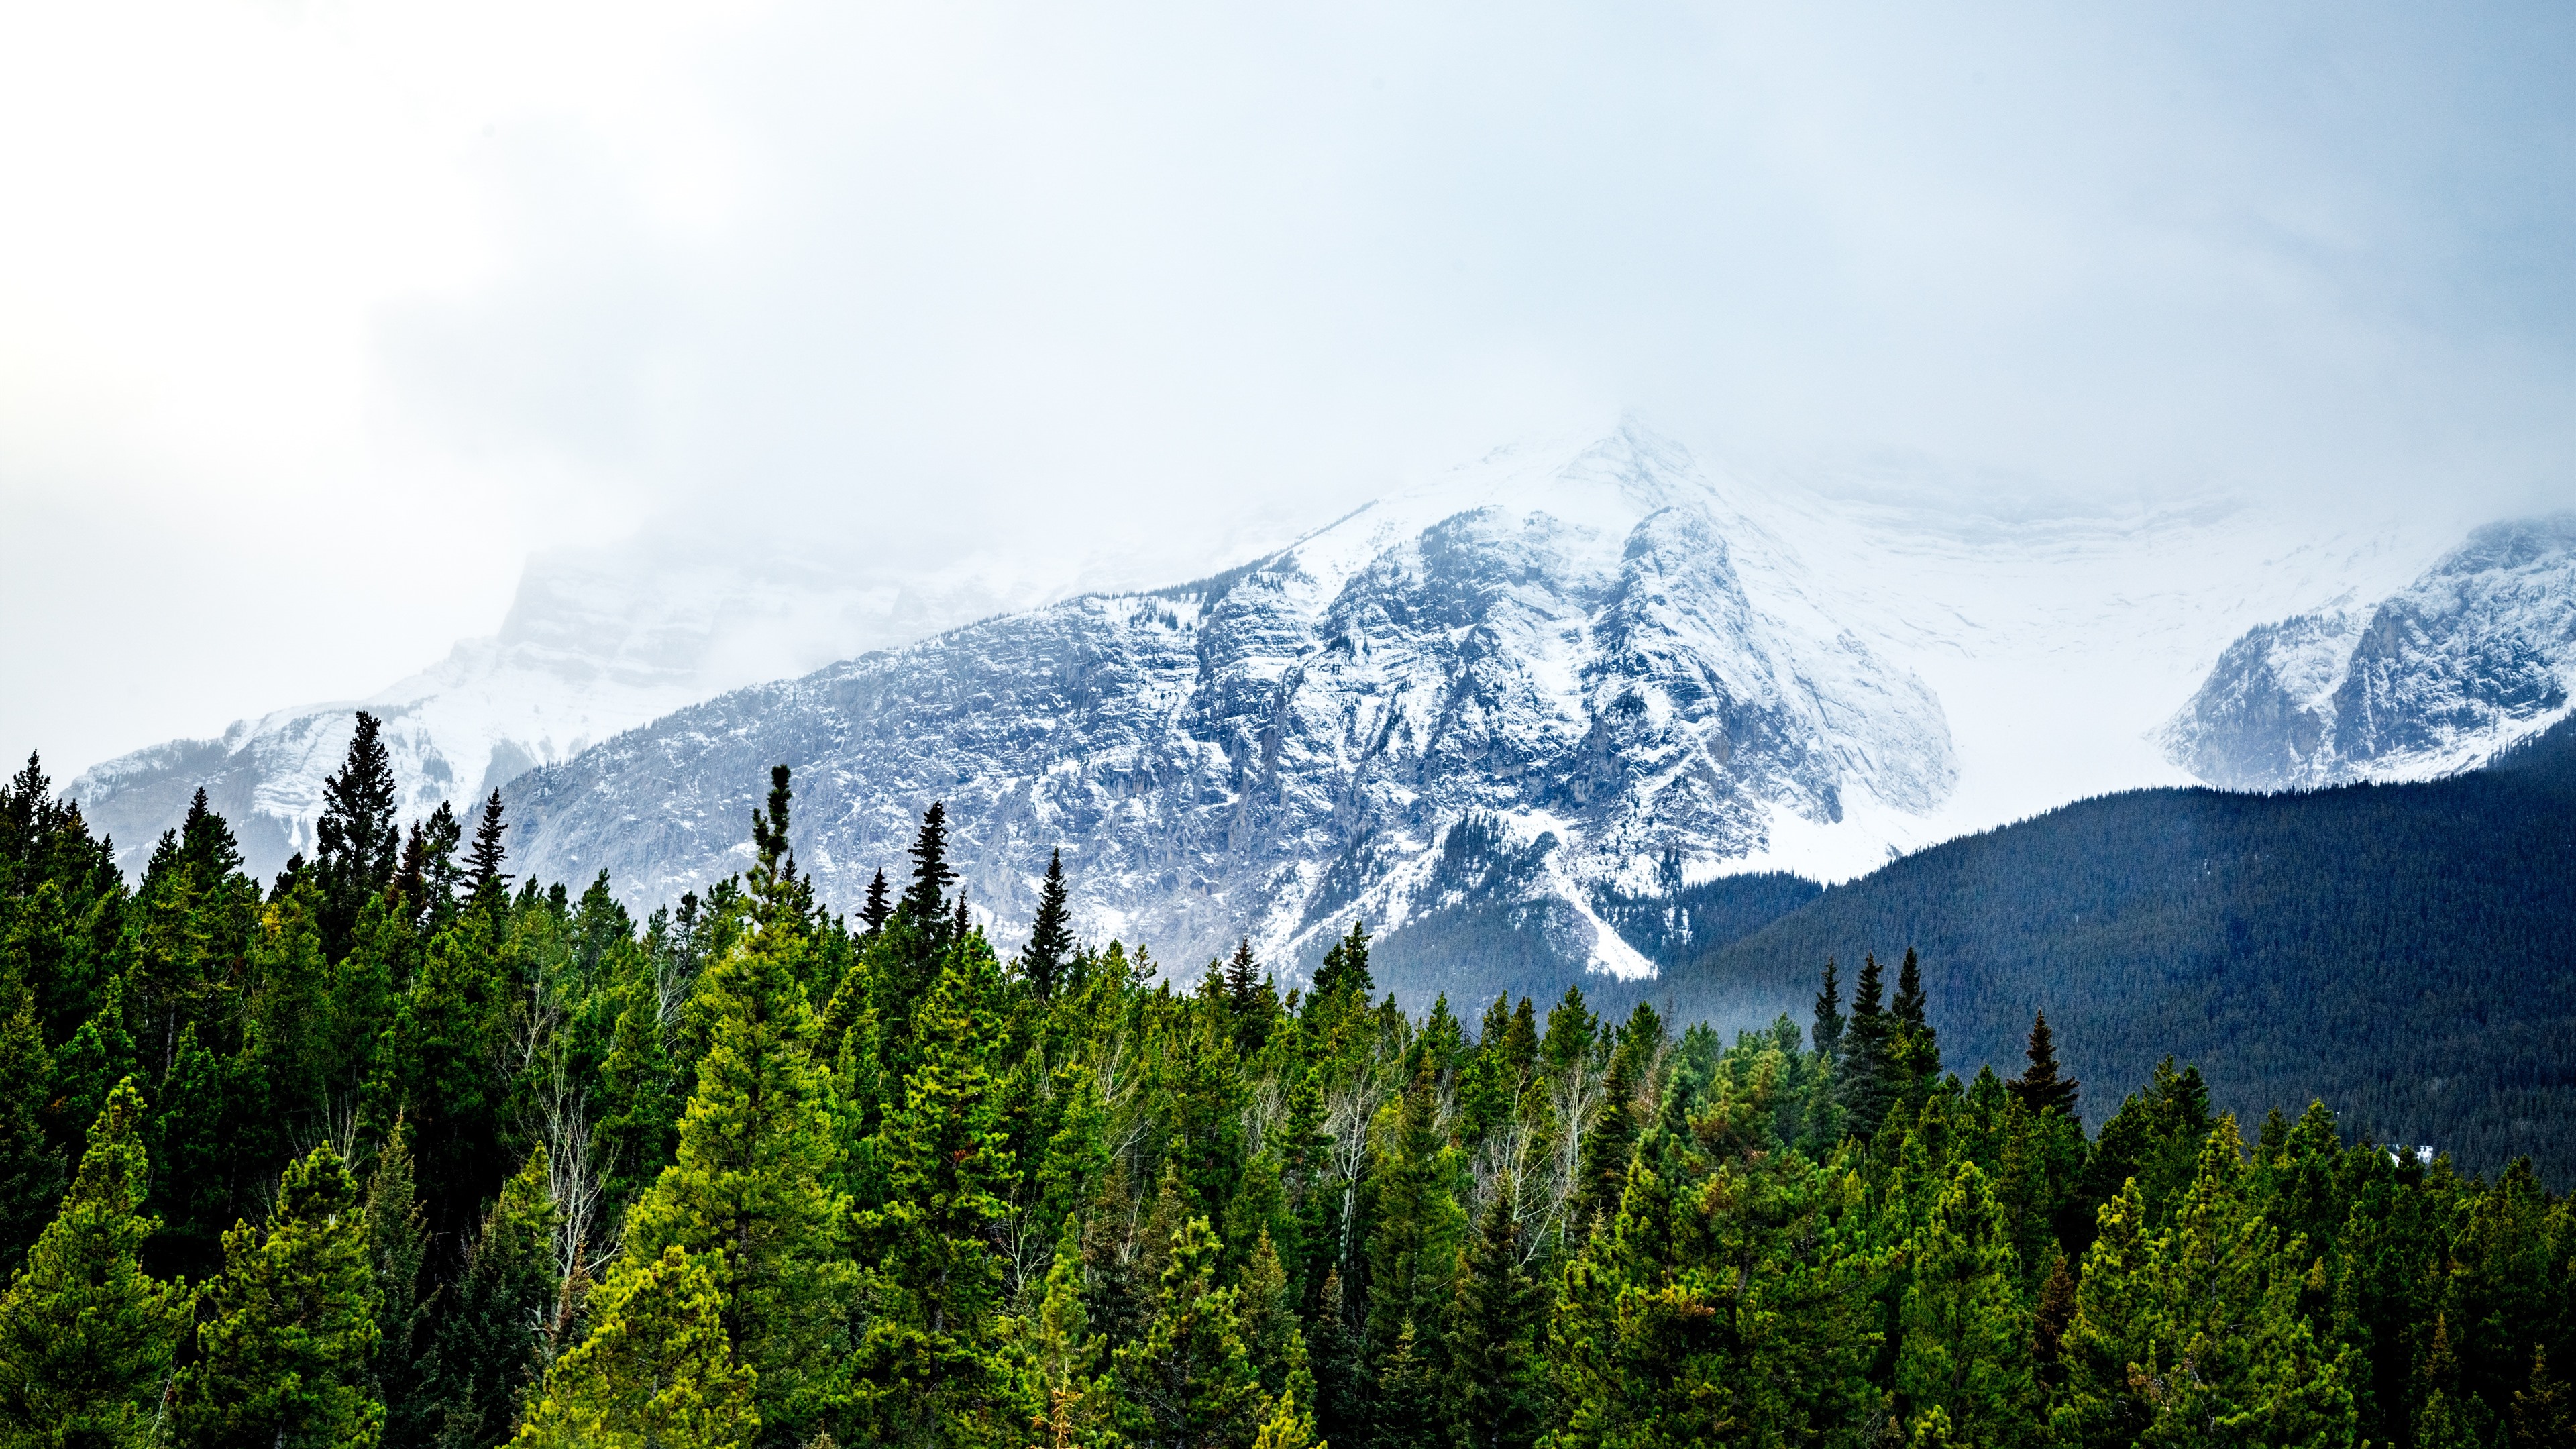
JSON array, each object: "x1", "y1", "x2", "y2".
[
  {"x1": 1110, "y1": 1216, "x2": 1267, "y2": 1449},
  {"x1": 422, "y1": 1148, "x2": 560, "y2": 1449},
  {"x1": 145, "y1": 1020, "x2": 228, "y2": 1280},
  {"x1": 2006, "y1": 1011, "x2": 2079, "y2": 1120},
  {"x1": 511, "y1": 1245, "x2": 755, "y2": 1449},
  {"x1": 746, "y1": 766, "x2": 814, "y2": 943},
  {"x1": 465, "y1": 791, "x2": 511, "y2": 905},
  {"x1": 1812, "y1": 958, "x2": 1846, "y2": 1062},
  {"x1": 1019, "y1": 850, "x2": 1074, "y2": 1000},
  {"x1": 317, "y1": 712, "x2": 402, "y2": 958},
  {"x1": 857, "y1": 871, "x2": 893, "y2": 940},
  {"x1": 0, "y1": 1078, "x2": 193, "y2": 1449},
  {"x1": 623, "y1": 922, "x2": 855, "y2": 1445},
  {"x1": 1896, "y1": 1161, "x2": 2033, "y2": 1446},
  {"x1": 849, "y1": 937, "x2": 1019, "y2": 1447},
  {"x1": 1450, "y1": 1176, "x2": 1542, "y2": 1449},
  {"x1": 364, "y1": 1128, "x2": 432, "y2": 1449},
  {"x1": 900, "y1": 803, "x2": 955, "y2": 926},
  {"x1": 178, "y1": 1141, "x2": 386, "y2": 1449},
  {"x1": 1839, "y1": 953, "x2": 1894, "y2": 1139},
  {"x1": 0, "y1": 989, "x2": 64, "y2": 1263}
]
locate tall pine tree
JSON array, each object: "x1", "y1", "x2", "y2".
[
  {"x1": 316, "y1": 712, "x2": 402, "y2": 959},
  {"x1": 0, "y1": 1078, "x2": 193, "y2": 1449}
]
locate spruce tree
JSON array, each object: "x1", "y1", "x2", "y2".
[
  {"x1": 465, "y1": 792, "x2": 511, "y2": 905},
  {"x1": 511, "y1": 1245, "x2": 755, "y2": 1449},
  {"x1": 1450, "y1": 1177, "x2": 1542, "y2": 1449},
  {"x1": 2006, "y1": 1011, "x2": 2079, "y2": 1120},
  {"x1": 1895, "y1": 1161, "x2": 2033, "y2": 1446},
  {"x1": 1841, "y1": 953, "x2": 1892, "y2": 1139},
  {"x1": 363, "y1": 1128, "x2": 431, "y2": 1449},
  {"x1": 850, "y1": 938, "x2": 1018, "y2": 1446},
  {"x1": 1018, "y1": 850, "x2": 1073, "y2": 999},
  {"x1": 178, "y1": 1141, "x2": 386, "y2": 1449},
  {"x1": 1812, "y1": 958, "x2": 1846, "y2": 1062},
  {"x1": 900, "y1": 803, "x2": 955, "y2": 926},
  {"x1": 421, "y1": 1148, "x2": 559, "y2": 1449},
  {"x1": 317, "y1": 712, "x2": 402, "y2": 958},
  {"x1": 1110, "y1": 1216, "x2": 1267, "y2": 1449},
  {"x1": 0, "y1": 989, "x2": 64, "y2": 1263},
  {"x1": 145, "y1": 1020, "x2": 228, "y2": 1281},
  {"x1": 0, "y1": 1078, "x2": 193, "y2": 1449},
  {"x1": 857, "y1": 870, "x2": 892, "y2": 940},
  {"x1": 623, "y1": 923, "x2": 854, "y2": 1444}
]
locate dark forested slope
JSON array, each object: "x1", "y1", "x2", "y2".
[{"x1": 1639, "y1": 714, "x2": 2576, "y2": 1180}]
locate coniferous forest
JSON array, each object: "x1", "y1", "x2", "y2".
[{"x1": 1, "y1": 717, "x2": 2571, "y2": 1449}]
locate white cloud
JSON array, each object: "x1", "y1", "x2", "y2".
[{"x1": 6, "y1": 0, "x2": 2571, "y2": 773}]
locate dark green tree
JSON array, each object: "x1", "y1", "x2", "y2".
[
  {"x1": 464, "y1": 792, "x2": 511, "y2": 907},
  {"x1": 1018, "y1": 849, "x2": 1074, "y2": 1000},
  {"x1": 2006, "y1": 1010, "x2": 2079, "y2": 1121},
  {"x1": 316, "y1": 712, "x2": 402, "y2": 959},
  {"x1": 421, "y1": 1148, "x2": 559, "y2": 1449},
  {"x1": 1110, "y1": 1216, "x2": 1268, "y2": 1449},
  {"x1": 178, "y1": 1141, "x2": 386, "y2": 1449},
  {"x1": 0, "y1": 1078, "x2": 193, "y2": 1449}
]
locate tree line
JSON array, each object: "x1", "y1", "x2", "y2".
[{"x1": 0, "y1": 712, "x2": 2569, "y2": 1448}]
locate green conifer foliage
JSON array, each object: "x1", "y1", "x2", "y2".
[
  {"x1": 362, "y1": 1129, "x2": 431, "y2": 1449},
  {"x1": 315, "y1": 712, "x2": 402, "y2": 960},
  {"x1": 1019, "y1": 851, "x2": 1075, "y2": 1001},
  {"x1": 0, "y1": 1078, "x2": 193, "y2": 1449},
  {"x1": 421, "y1": 1149, "x2": 559, "y2": 1449},
  {"x1": 0, "y1": 989, "x2": 64, "y2": 1263},
  {"x1": 1812, "y1": 958, "x2": 1847, "y2": 1062},
  {"x1": 849, "y1": 937, "x2": 1016, "y2": 1446},
  {"x1": 1110, "y1": 1216, "x2": 1267, "y2": 1449},
  {"x1": 511, "y1": 1245, "x2": 755, "y2": 1449},
  {"x1": 145, "y1": 1020, "x2": 228, "y2": 1280},
  {"x1": 1450, "y1": 1177, "x2": 1542, "y2": 1449},
  {"x1": 465, "y1": 792, "x2": 511, "y2": 908},
  {"x1": 178, "y1": 1141, "x2": 386, "y2": 1449},
  {"x1": 390, "y1": 912, "x2": 506, "y2": 1226},
  {"x1": 623, "y1": 924, "x2": 855, "y2": 1446},
  {"x1": 2005, "y1": 1011, "x2": 2079, "y2": 1121},
  {"x1": 1841, "y1": 953, "x2": 1894, "y2": 1139},
  {"x1": 1895, "y1": 1161, "x2": 2033, "y2": 1446},
  {"x1": 50, "y1": 974, "x2": 137, "y2": 1157}
]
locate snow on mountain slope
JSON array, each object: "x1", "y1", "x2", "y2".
[
  {"x1": 505, "y1": 424, "x2": 1959, "y2": 978},
  {"x1": 65, "y1": 544, "x2": 1069, "y2": 879},
  {"x1": 2161, "y1": 513, "x2": 2576, "y2": 789},
  {"x1": 500, "y1": 421, "x2": 2476, "y2": 985}
]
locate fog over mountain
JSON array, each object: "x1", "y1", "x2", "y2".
[{"x1": 8, "y1": 5, "x2": 2571, "y2": 785}]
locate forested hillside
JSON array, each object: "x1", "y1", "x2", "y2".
[
  {"x1": 2, "y1": 716, "x2": 2571, "y2": 1448},
  {"x1": 1630, "y1": 716, "x2": 2576, "y2": 1185}
]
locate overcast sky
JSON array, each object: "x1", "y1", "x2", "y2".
[{"x1": 5, "y1": 0, "x2": 2571, "y2": 775}]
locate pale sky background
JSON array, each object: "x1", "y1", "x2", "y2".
[{"x1": 4, "y1": 0, "x2": 2572, "y2": 775}]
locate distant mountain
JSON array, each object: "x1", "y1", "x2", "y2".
[
  {"x1": 2161, "y1": 512, "x2": 2576, "y2": 790},
  {"x1": 1627, "y1": 714, "x2": 2576, "y2": 1185},
  {"x1": 498, "y1": 424, "x2": 2456, "y2": 983},
  {"x1": 64, "y1": 543, "x2": 1061, "y2": 879},
  {"x1": 506, "y1": 426, "x2": 1957, "y2": 976}
]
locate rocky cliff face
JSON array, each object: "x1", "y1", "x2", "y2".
[
  {"x1": 2162, "y1": 513, "x2": 2576, "y2": 790},
  {"x1": 505, "y1": 426, "x2": 1957, "y2": 978}
]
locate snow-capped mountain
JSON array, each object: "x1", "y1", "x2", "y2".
[
  {"x1": 504, "y1": 426, "x2": 1957, "y2": 977},
  {"x1": 2160, "y1": 513, "x2": 2576, "y2": 790},
  {"x1": 498, "y1": 423, "x2": 2475, "y2": 983},
  {"x1": 66, "y1": 542, "x2": 1069, "y2": 879}
]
